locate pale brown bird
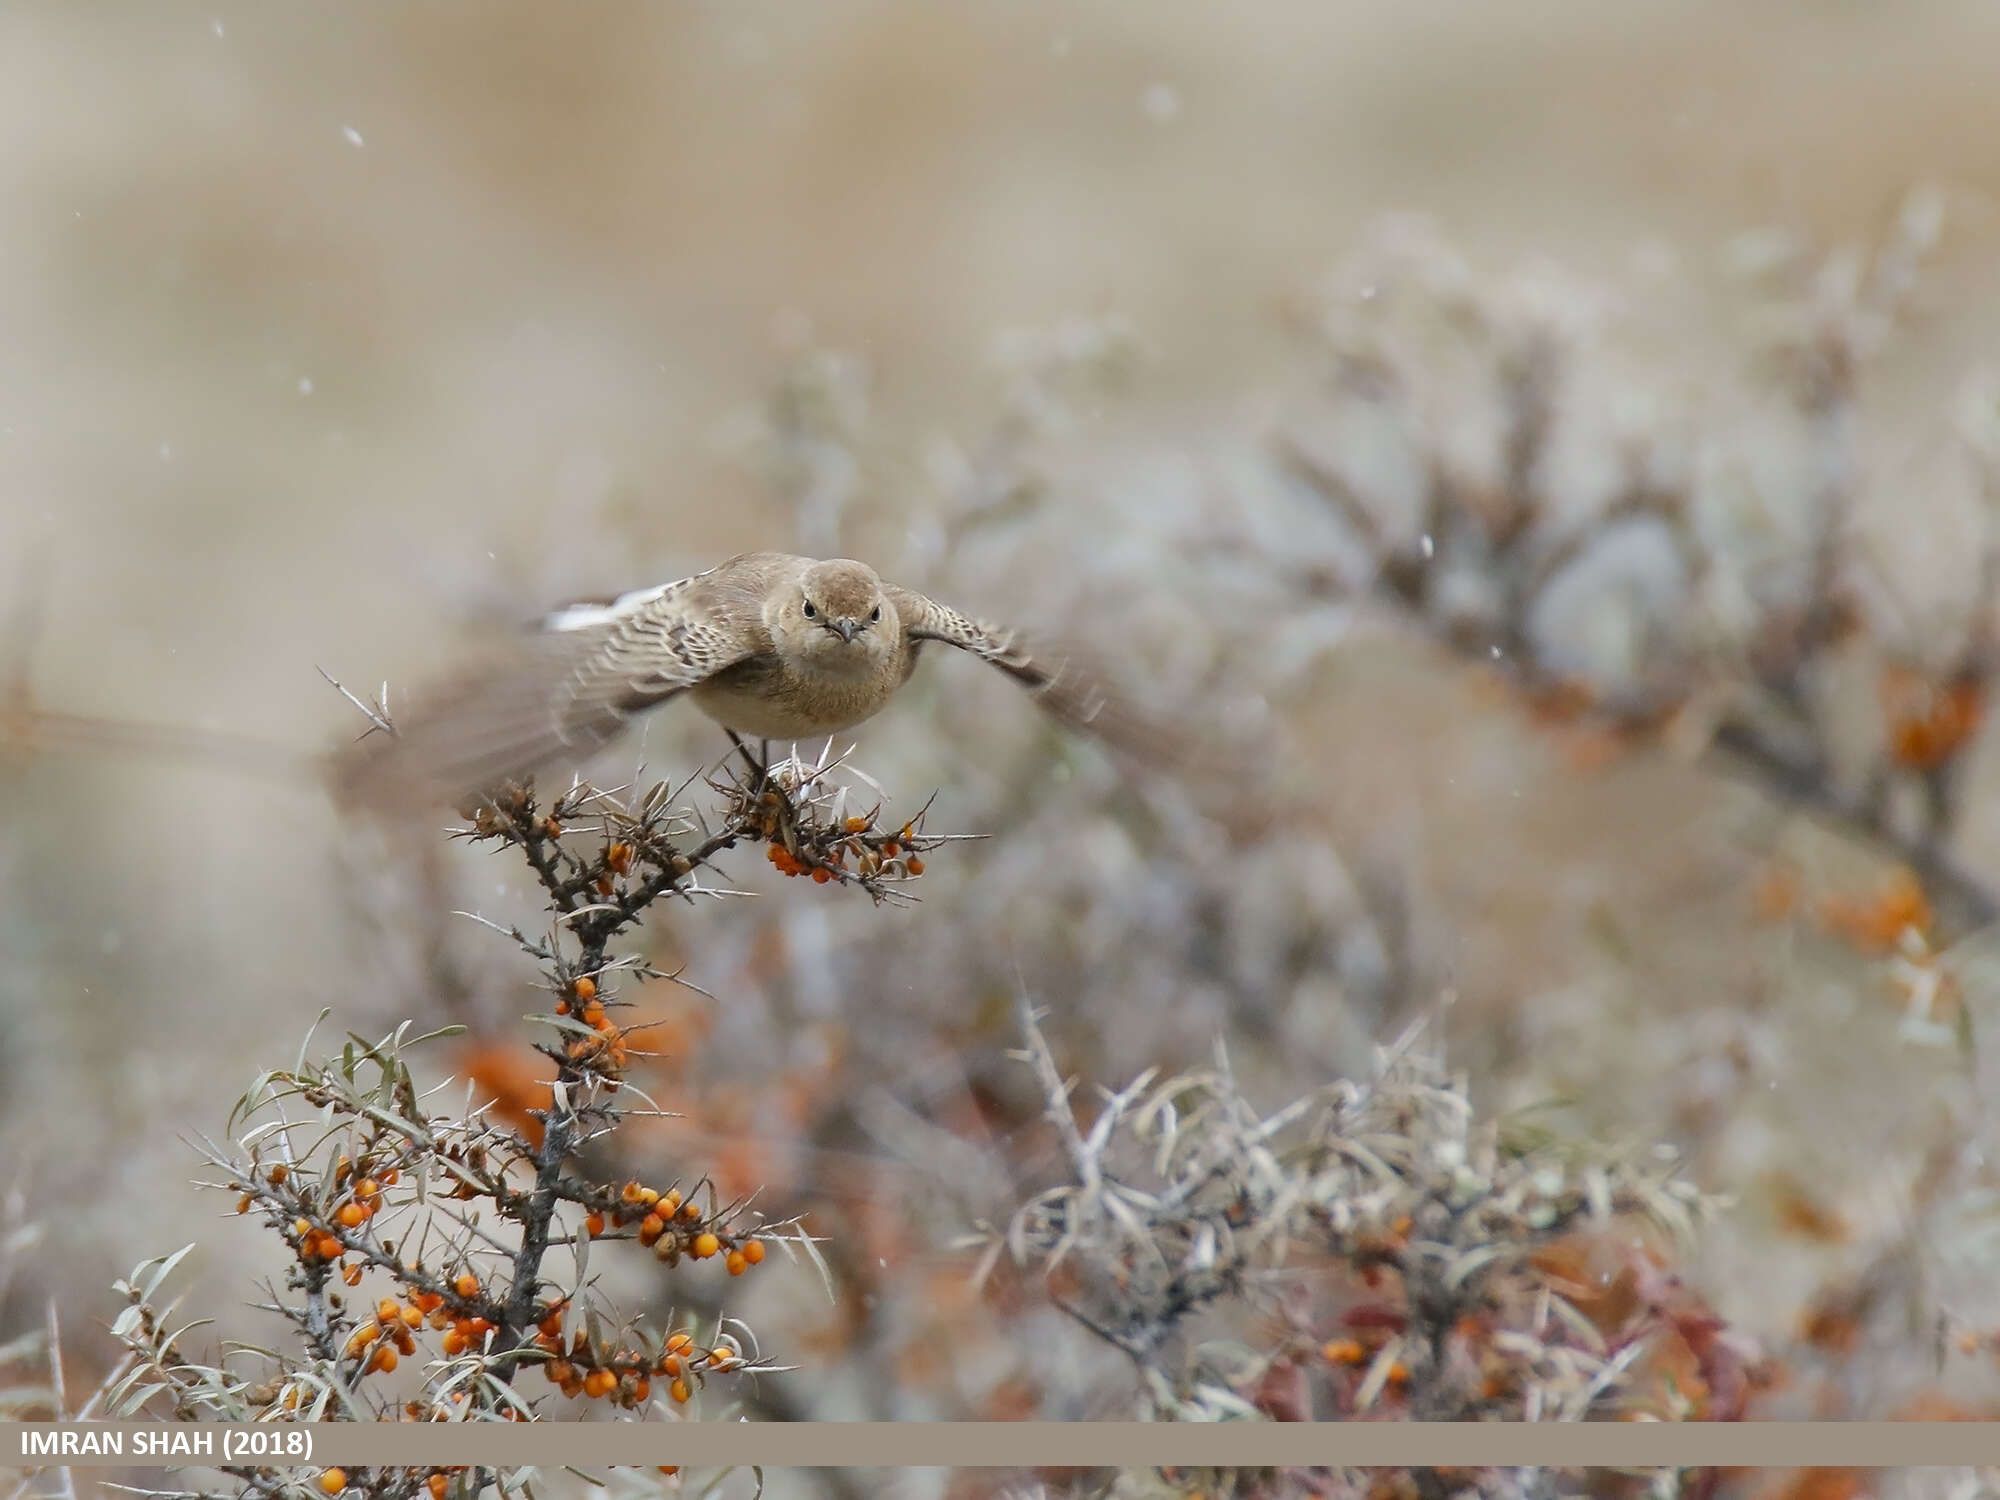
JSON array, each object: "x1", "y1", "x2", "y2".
[{"x1": 334, "y1": 552, "x2": 1176, "y2": 809}]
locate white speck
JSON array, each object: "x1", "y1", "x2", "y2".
[
  {"x1": 158, "y1": 442, "x2": 173, "y2": 462},
  {"x1": 1142, "y1": 82, "x2": 1181, "y2": 123},
  {"x1": 210, "y1": 17, "x2": 224, "y2": 37},
  {"x1": 1051, "y1": 35, "x2": 1071, "y2": 58},
  {"x1": 1489, "y1": 644, "x2": 1503, "y2": 659},
  {"x1": 487, "y1": 550, "x2": 497, "y2": 560},
  {"x1": 298, "y1": 376, "x2": 314, "y2": 395},
  {"x1": 1359, "y1": 284, "x2": 1378, "y2": 300},
  {"x1": 497, "y1": 883, "x2": 508, "y2": 896},
  {"x1": 1419, "y1": 533, "x2": 1435, "y2": 559},
  {"x1": 342, "y1": 125, "x2": 365, "y2": 148}
]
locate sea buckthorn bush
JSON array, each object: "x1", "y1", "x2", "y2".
[{"x1": 87, "y1": 734, "x2": 951, "y2": 1499}]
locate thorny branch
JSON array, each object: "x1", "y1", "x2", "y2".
[
  {"x1": 990, "y1": 1004, "x2": 1760, "y2": 1431},
  {"x1": 77, "y1": 688, "x2": 965, "y2": 1500}
]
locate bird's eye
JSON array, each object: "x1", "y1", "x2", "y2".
[
  {"x1": 869, "y1": 605, "x2": 881, "y2": 623},
  {"x1": 802, "y1": 599, "x2": 817, "y2": 619}
]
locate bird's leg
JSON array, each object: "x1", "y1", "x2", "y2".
[
  {"x1": 724, "y1": 728, "x2": 765, "y2": 784},
  {"x1": 725, "y1": 729, "x2": 805, "y2": 855}
]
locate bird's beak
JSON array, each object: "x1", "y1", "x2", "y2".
[{"x1": 833, "y1": 618, "x2": 858, "y2": 644}]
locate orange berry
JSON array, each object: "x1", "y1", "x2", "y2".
[
  {"x1": 636, "y1": 1186, "x2": 660, "y2": 1207},
  {"x1": 881, "y1": 841, "x2": 899, "y2": 858},
  {"x1": 292, "y1": 1217, "x2": 313, "y2": 1239},
  {"x1": 415, "y1": 1292, "x2": 444, "y2": 1313},
  {"x1": 441, "y1": 1329, "x2": 467, "y2": 1358},
  {"x1": 336, "y1": 1203, "x2": 365, "y2": 1229},
  {"x1": 743, "y1": 1239, "x2": 765, "y2": 1265},
  {"x1": 428, "y1": 1475, "x2": 449, "y2": 1500},
  {"x1": 726, "y1": 1251, "x2": 747, "y2": 1276},
  {"x1": 632, "y1": 1377, "x2": 651, "y2": 1404},
  {"x1": 670, "y1": 1378, "x2": 691, "y2": 1404},
  {"x1": 585, "y1": 1210, "x2": 606, "y2": 1238},
  {"x1": 267, "y1": 1164, "x2": 289, "y2": 1186},
  {"x1": 621, "y1": 1181, "x2": 644, "y2": 1204},
  {"x1": 545, "y1": 1358, "x2": 574, "y2": 1385},
  {"x1": 401, "y1": 1304, "x2": 424, "y2": 1328},
  {"x1": 666, "y1": 1332, "x2": 694, "y2": 1356},
  {"x1": 320, "y1": 1470, "x2": 347, "y2": 1495},
  {"x1": 658, "y1": 1468, "x2": 679, "y2": 1478},
  {"x1": 573, "y1": 976, "x2": 597, "y2": 1002},
  {"x1": 692, "y1": 1232, "x2": 720, "y2": 1259},
  {"x1": 236, "y1": 1193, "x2": 252, "y2": 1215},
  {"x1": 454, "y1": 1273, "x2": 480, "y2": 1300},
  {"x1": 906, "y1": 856, "x2": 925, "y2": 876},
  {"x1": 354, "y1": 1178, "x2": 381, "y2": 1207},
  {"x1": 346, "y1": 1326, "x2": 380, "y2": 1356},
  {"x1": 607, "y1": 842, "x2": 634, "y2": 874},
  {"x1": 583, "y1": 1368, "x2": 617, "y2": 1399},
  {"x1": 659, "y1": 1189, "x2": 682, "y2": 1217},
  {"x1": 1322, "y1": 1339, "x2": 1366, "y2": 1365},
  {"x1": 379, "y1": 1167, "x2": 399, "y2": 1186},
  {"x1": 376, "y1": 1298, "x2": 401, "y2": 1325},
  {"x1": 680, "y1": 1201, "x2": 701, "y2": 1223},
  {"x1": 639, "y1": 1214, "x2": 666, "y2": 1246},
  {"x1": 342, "y1": 1264, "x2": 364, "y2": 1287},
  {"x1": 659, "y1": 1355, "x2": 682, "y2": 1379},
  {"x1": 369, "y1": 1345, "x2": 399, "y2": 1374}
]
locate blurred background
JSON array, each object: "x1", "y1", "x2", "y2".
[{"x1": 10, "y1": 0, "x2": 2000, "y2": 1492}]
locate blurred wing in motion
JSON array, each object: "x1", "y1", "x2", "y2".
[
  {"x1": 887, "y1": 585, "x2": 1197, "y2": 772},
  {"x1": 334, "y1": 568, "x2": 770, "y2": 811}
]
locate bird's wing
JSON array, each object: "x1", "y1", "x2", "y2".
[
  {"x1": 335, "y1": 564, "x2": 776, "y2": 810},
  {"x1": 886, "y1": 584, "x2": 1187, "y2": 768}
]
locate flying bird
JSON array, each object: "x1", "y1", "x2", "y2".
[{"x1": 334, "y1": 552, "x2": 1174, "y2": 809}]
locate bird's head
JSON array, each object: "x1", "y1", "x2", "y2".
[{"x1": 773, "y1": 559, "x2": 896, "y2": 672}]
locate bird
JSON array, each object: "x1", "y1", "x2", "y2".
[{"x1": 333, "y1": 552, "x2": 1177, "y2": 809}]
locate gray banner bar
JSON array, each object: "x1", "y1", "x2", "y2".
[{"x1": 9, "y1": 1422, "x2": 2000, "y2": 1470}]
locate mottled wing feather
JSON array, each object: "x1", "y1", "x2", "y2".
[
  {"x1": 335, "y1": 567, "x2": 771, "y2": 809},
  {"x1": 887, "y1": 585, "x2": 1184, "y2": 767}
]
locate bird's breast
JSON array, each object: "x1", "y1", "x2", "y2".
[{"x1": 688, "y1": 653, "x2": 905, "y2": 740}]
